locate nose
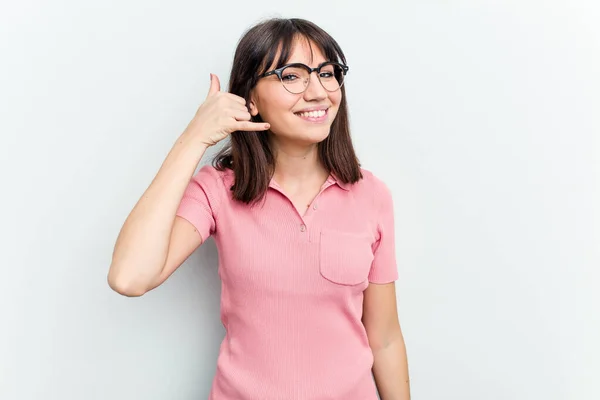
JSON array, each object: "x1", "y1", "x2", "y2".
[{"x1": 303, "y1": 71, "x2": 327, "y2": 101}]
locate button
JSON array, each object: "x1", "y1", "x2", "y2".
[
  {"x1": 300, "y1": 224, "x2": 306, "y2": 232},
  {"x1": 313, "y1": 203, "x2": 318, "y2": 210}
]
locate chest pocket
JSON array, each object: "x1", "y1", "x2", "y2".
[{"x1": 319, "y1": 230, "x2": 375, "y2": 286}]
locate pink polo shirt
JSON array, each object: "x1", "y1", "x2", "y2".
[{"x1": 176, "y1": 164, "x2": 398, "y2": 400}]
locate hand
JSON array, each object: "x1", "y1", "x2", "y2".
[{"x1": 184, "y1": 74, "x2": 270, "y2": 147}]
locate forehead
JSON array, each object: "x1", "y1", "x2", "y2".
[
  {"x1": 288, "y1": 38, "x2": 326, "y2": 65},
  {"x1": 268, "y1": 37, "x2": 327, "y2": 70}
]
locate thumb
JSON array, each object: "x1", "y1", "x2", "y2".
[{"x1": 207, "y1": 73, "x2": 221, "y2": 97}]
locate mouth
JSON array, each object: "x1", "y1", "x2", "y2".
[{"x1": 294, "y1": 108, "x2": 329, "y2": 123}]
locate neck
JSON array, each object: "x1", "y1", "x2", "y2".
[{"x1": 270, "y1": 138, "x2": 328, "y2": 187}]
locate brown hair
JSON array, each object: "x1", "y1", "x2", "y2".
[{"x1": 214, "y1": 18, "x2": 362, "y2": 204}]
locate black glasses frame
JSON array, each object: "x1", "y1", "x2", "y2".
[{"x1": 259, "y1": 61, "x2": 349, "y2": 93}]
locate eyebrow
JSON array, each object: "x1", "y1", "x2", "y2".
[{"x1": 279, "y1": 60, "x2": 330, "y2": 68}]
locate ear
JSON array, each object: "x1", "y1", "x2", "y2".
[{"x1": 248, "y1": 92, "x2": 259, "y2": 116}]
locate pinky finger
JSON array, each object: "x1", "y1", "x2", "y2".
[{"x1": 236, "y1": 121, "x2": 270, "y2": 131}]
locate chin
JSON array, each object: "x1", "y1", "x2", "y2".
[
  {"x1": 272, "y1": 126, "x2": 331, "y2": 146},
  {"x1": 297, "y1": 128, "x2": 331, "y2": 145}
]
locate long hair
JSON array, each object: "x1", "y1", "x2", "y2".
[{"x1": 214, "y1": 18, "x2": 362, "y2": 204}]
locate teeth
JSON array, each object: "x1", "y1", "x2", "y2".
[{"x1": 297, "y1": 109, "x2": 326, "y2": 118}]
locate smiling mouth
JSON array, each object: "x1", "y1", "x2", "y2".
[{"x1": 294, "y1": 108, "x2": 329, "y2": 122}]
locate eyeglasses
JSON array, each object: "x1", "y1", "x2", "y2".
[{"x1": 259, "y1": 61, "x2": 349, "y2": 94}]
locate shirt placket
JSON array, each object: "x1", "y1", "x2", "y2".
[{"x1": 268, "y1": 177, "x2": 337, "y2": 242}]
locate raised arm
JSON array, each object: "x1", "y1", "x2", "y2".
[{"x1": 107, "y1": 74, "x2": 270, "y2": 296}]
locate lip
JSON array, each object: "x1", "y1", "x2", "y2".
[
  {"x1": 294, "y1": 108, "x2": 329, "y2": 123},
  {"x1": 293, "y1": 106, "x2": 330, "y2": 123},
  {"x1": 294, "y1": 105, "x2": 330, "y2": 113}
]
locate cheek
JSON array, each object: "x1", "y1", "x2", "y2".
[
  {"x1": 329, "y1": 91, "x2": 342, "y2": 106},
  {"x1": 260, "y1": 107, "x2": 287, "y2": 126},
  {"x1": 327, "y1": 93, "x2": 342, "y2": 118},
  {"x1": 258, "y1": 95, "x2": 297, "y2": 121}
]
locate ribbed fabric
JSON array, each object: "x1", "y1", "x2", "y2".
[{"x1": 176, "y1": 165, "x2": 398, "y2": 400}]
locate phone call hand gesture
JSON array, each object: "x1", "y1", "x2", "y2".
[{"x1": 185, "y1": 74, "x2": 270, "y2": 147}]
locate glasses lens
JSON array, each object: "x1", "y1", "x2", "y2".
[
  {"x1": 280, "y1": 66, "x2": 310, "y2": 94},
  {"x1": 318, "y1": 63, "x2": 345, "y2": 92},
  {"x1": 279, "y1": 63, "x2": 346, "y2": 94}
]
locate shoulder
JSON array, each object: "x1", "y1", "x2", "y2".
[
  {"x1": 350, "y1": 168, "x2": 394, "y2": 215},
  {"x1": 193, "y1": 164, "x2": 233, "y2": 191},
  {"x1": 186, "y1": 165, "x2": 234, "y2": 215},
  {"x1": 355, "y1": 168, "x2": 393, "y2": 197}
]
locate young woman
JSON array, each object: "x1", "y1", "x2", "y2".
[{"x1": 108, "y1": 17, "x2": 410, "y2": 400}]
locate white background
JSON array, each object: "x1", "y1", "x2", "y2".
[{"x1": 1, "y1": 1, "x2": 598, "y2": 399}]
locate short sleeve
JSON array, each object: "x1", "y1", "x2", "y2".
[
  {"x1": 175, "y1": 165, "x2": 223, "y2": 242},
  {"x1": 368, "y1": 178, "x2": 399, "y2": 284}
]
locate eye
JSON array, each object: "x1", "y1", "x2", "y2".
[
  {"x1": 319, "y1": 71, "x2": 334, "y2": 79},
  {"x1": 282, "y1": 74, "x2": 299, "y2": 82}
]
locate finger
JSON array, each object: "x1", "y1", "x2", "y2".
[
  {"x1": 207, "y1": 73, "x2": 221, "y2": 97},
  {"x1": 224, "y1": 92, "x2": 248, "y2": 106},
  {"x1": 231, "y1": 109, "x2": 252, "y2": 122},
  {"x1": 235, "y1": 121, "x2": 270, "y2": 131},
  {"x1": 227, "y1": 101, "x2": 251, "y2": 113}
]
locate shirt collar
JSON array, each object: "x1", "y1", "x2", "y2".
[
  {"x1": 326, "y1": 174, "x2": 351, "y2": 191},
  {"x1": 269, "y1": 174, "x2": 351, "y2": 191}
]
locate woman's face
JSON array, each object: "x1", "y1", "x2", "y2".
[{"x1": 249, "y1": 38, "x2": 342, "y2": 147}]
